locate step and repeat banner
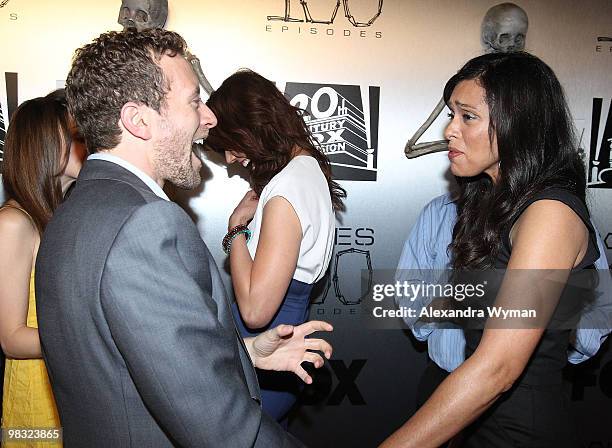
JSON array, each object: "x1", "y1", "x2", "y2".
[{"x1": 1, "y1": 1, "x2": 611, "y2": 446}]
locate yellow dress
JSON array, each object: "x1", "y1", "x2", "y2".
[{"x1": 1, "y1": 208, "x2": 62, "y2": 447}]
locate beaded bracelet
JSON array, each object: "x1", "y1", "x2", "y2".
[{"x1": 222, "y1": 224, "x2": 252, "y2": 255}]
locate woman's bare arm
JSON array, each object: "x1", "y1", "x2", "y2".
[
  {"x1": 230, "y1": 196, "x2": 302, "y2": 329},
  {"x1": 0, "y1": 207, "x2": 42, "y2": 359}
]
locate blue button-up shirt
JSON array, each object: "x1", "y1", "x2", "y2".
[{"x1": 396, "y1": 193, "x2": 611, "y2": 372}]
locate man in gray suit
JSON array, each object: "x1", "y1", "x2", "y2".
[{"x1": 35, "y1": 29, "x2": 331, "y2": 447}]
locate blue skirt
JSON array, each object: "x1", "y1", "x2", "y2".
[{"x1": 232, "y1": 278, "x2": 313, "y2": 422}]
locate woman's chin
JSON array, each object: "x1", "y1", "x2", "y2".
[
  {"x1": 450, "y1": 164, "x2": 484, "y2": 179},
  {"x1": 449, "y1": 165, "x2": 467, "y2": 177}
]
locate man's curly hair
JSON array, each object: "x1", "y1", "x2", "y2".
[{"x1": 65, "y1": 28, "x2": 187, "y2": 153}]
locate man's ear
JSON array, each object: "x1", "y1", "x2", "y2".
[{"x1": 119, "y1": 102, "x2": 152, "y2": 140}]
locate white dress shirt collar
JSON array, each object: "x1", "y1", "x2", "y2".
[{"x1": 87, "y1": 152, "x2": 169, "y2": 201}]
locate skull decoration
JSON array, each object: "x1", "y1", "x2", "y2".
[
  {"x1": 118, "y1": 0, "x2": 168, "y2": 31},
  {"x1": 481, "y1": 2, "x2": 529, "y2": 53},
  {"x1": 115, "y1": 0, "x2": 214, "y2": 95},
  {"x1": 404, "y1": 2, "x2": 529, "y2": 159}
]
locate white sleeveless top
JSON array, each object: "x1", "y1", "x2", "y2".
[{"x1": 247, "y1": 155, "x2": 335, "y2": 284}]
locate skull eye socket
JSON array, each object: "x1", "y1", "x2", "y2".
[
  {"x1": 498, "y1": 33, "x2": 511, "y2": 44},
  {"x1": 514, "y1": 34, "x2": 525, "y2": 45},
  {"x1": 135, "y1": 9, "x2": 148, "y2": 22},
  {"x1": 119, "y1": 7, "x2": 130, "y2": 20}
]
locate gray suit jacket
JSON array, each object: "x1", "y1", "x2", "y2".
[{"x1": 36, "y1": 160, "x2": 303, "y2": 448}]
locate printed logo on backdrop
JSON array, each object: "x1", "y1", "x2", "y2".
[
  {"x1": 299, "y1": 359, "x2": 367, "y2": 406},
  {"x1": 0, "y1": 72, "x2": 19, "y2": 169},
  {"x1": 596, "y1": 35, "x2": 612, "y2": 53},
  {"x1": 588, "y1": 98, "x2": 612, "y2": 188},
  {"x1": 265, "y1": 0, "x2": 383, "y2": 39},
  {"x1": 299, "y1": 227, "x2": 373, "y2": 407},
  {"x1": 284, "y1": 82, "x2": 379, "y2": 181},
  {"x1": 309, "y1": 226, "x2": 375, "y2": 317},
  {"x1": 0, "y1": 101, "x2": 5, "y2": 168},
  {"x1": 1, "y1": 0, "x2": 18, "y2": 21},
  {"x1": 569, "y1": 352, "x2": 612, "y2": 401},
  {"x1": 605, "y1": 232, "x2": 612, "y2": 269}
]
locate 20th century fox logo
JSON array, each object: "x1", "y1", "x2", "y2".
[
  {"x1": 588, "y1": 98, "x2": 612, "y2": 188},
  {"x1": 284, "y1": 82, "x2": 380, "y2": 181}
]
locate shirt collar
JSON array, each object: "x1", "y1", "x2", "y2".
[
  {"x1": 441, "y1": 192, "x2": 456, "y2": 205},
  {"x1": 87, "y1": 153, "x2": 169, "y2": 201}
]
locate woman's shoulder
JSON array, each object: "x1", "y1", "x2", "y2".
[
  {"x1": 285, "y1": 155, "x2": 321, "y2": 174},
  {"x1": 261, "y1": 156, "x2": 332, "y2": 218},
  {"x1": 268, "y1": 156, "x2": 325, "y2": 190},
  {"x1": 509, "y1": 199, "x2": 592, "y2": 267},
  {"x1": 529, "y1": 185, "x2": 583, "y2": 203},
  {"x1": 0, "y1": 203, "x2": 38, "y2": 247},
  {"x1": 519, "y1": 198, "x2": 584, "y2": 225},
  {"x1": 0, "y1": 202, "x2": 37, "y2": 231},
  {"x1": 523, "y1": 186, "x2": 590, "y2": 224},
  {"x1": 505, "y1": 186, "x2": 591, "y2": 243},
  {"x1": 508, "y1": 187, "x2": 595, "y2": 264}
]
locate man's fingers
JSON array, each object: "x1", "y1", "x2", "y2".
[
  {"x1": 302, "y1": 352, "x2": 325, "y2": 368},
  {"x1": 299, "y1": 320, "x2": 333, "y2": 336},
  {"x1": 273, "y1": 324, "x2": 294, "y2": 339},
  {"x1": 294, "y1": 365, "x2": 313, "y2": 384},
  {"x1": 304, "y1": 339, "x2": 333, "y2": 359}
]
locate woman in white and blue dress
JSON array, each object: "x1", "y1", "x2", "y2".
[{"x1": 206, "y1": 69, "x2": 346, "y2": 423}]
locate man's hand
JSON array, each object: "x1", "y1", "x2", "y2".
[{"x1": 245, "y1": 321, "x2": 333, "y2": 384}]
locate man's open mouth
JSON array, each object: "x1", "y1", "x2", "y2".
[{"x1": 192, "y1": 138, "x2": 205, "y2": 161}]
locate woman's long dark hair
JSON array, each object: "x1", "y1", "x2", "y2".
[
  {"x1": 2, "y1": 90, "x2": 72, "y2": 233},
  {"x1": 444, "y1": 52, "x2": 587, "y2": 269},
  {"x1": 206, "y1": 69, "x2": 346, "y2": 211}
]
